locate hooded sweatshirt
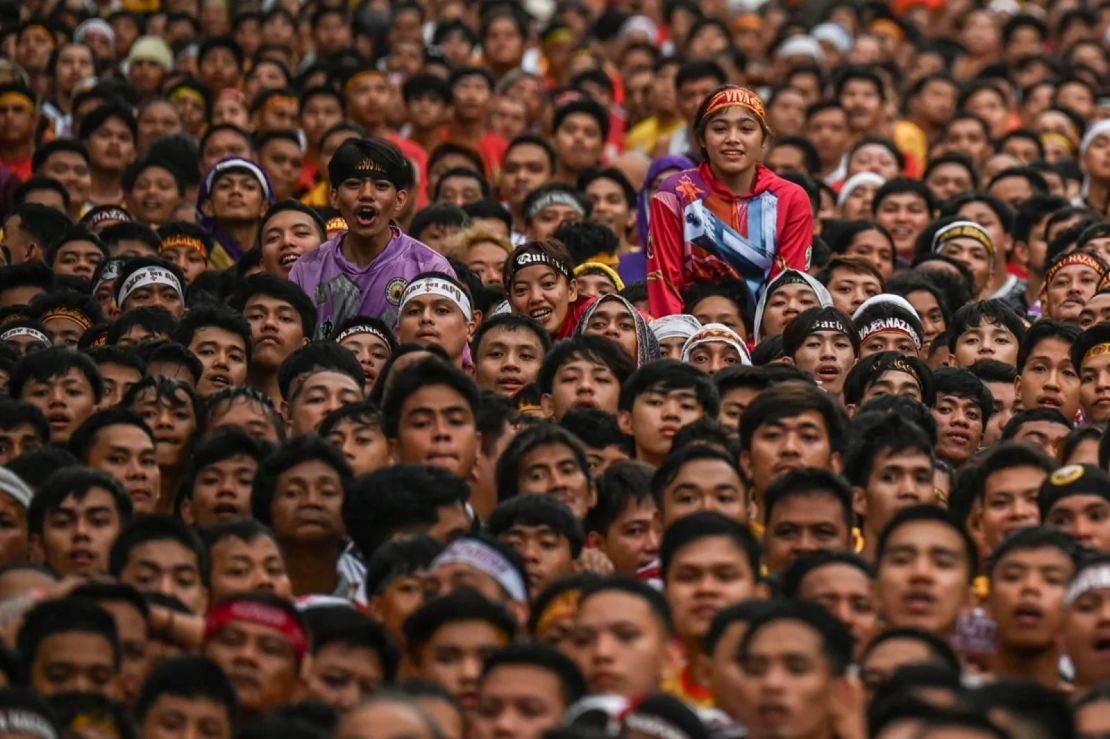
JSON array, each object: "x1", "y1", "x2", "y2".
[
  {"x1": 290, "y1": 227, "x2": 454, "y2": 339},
  {"x1": 575, "y1": 293, "x2": 662, "y2": 367},
  {"x1": 647, "y1": 161, "x2": 814, "y2": 318},
  {"x1": 752, "y1": 269, "x2": 833, "y2": 343},
  {"x1": 196, "y1": 158, "x2": 278, "y2": 269}
]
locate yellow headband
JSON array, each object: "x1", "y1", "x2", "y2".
[
  {"x1": 160, "y1": 234, "x2": 208, "y2": 258},
  {"x1": 535, "y1": 589, "x2": 582, "y2": 636},
  {"x1": 344, "y1": 69, "x2": 384, "y2": 93},
  {"x1": 702, "y1": 87, "x2": 767, "y2": 128},
  {"x1": 0, "y1": 91, "x2": 34, "y2": 111},
  {"x1": 574, "y1": 261, "x2": 625, "y2": 291},
  {"x1": 169, "y1": 87, "x2": 208, "y2": 109},
  {"x1": 1084, "y1": 342, "x2": 1110, "y2": 366}
]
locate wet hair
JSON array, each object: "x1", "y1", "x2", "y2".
[
  {"x1": 203, "y1": 386, "x2": 285, "y2": 442},
  {"x1": 947, "y1": 300, "x2": 1026, "y2": 353}
]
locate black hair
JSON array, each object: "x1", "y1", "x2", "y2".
[
  {"x1": 8, "y1": 447, "x2": 80, "y2": 492},
  {"x1": 1002, "y1": 407, "x2": 1071, "y2": 442},
  {"x1": 922, "y1": 152, "x2": 980, "y2": 192},
  {"x1": 681, "y1": 278, "x2": 755, "y2": 335},
  {"x1": 738, "y1": 380, "x2": 846, "y2": 453},
  {"x1": 553, "y1": 220, "x2": 619, "y2": 263},
  {"x1": 318, "y1": 399, "x2": 384, "y2": 438},
  {"x1": 229, "y1": 273, "x2": 317, "y2": 339},
  {"x1": 988, "y1": 525, "x2": 1079, "y2": 576},
  {"x1": 650, "y1": 444, "x2": 744, "y2": 511},
  {"x1": 14, "y1": 177, "x2": 70, "y2": 210},
  {"x1": 173, "y1": 305, "x2": 252, "y2": 364},
  {"x1": 68, "y1": 407, "x2": 154, "y2": 463},
  {"x1": 472, "y1": 313, "x2": 552, "y2": 362},
  {"x1": 763, "y1": 468, "x2": 853, "y2": 529},
  {"x1": 0, "y1": 262, "x2": 54, "y2": 302},
  {"x1": 33, "y1": 138, "x2": 90, "y2": 172},
  {"x1": 302, "y1": 605, "x2": 399, "y2": 683},
  {"x1": 584, "y1": 460, "x2": 654, "y2": 535},
  {"x1": 617, "y1": 359, "x2": 720, "y2": 415},
  {"x1": 343, "y1": 463, "x2": 467, "y2": 559},
  {"x1": 552, "y1": 98, "x2": 610, "y2": 142},
  {"x1": 933, "y1": 366, "x2": 994, "y2": 422},
  {"x1": 740, "y1": 599, "x2": 854, "y2": 675},
  {"x1": 251, "y1": 435, "x2": 352, "y2": 526},
  {"x1": 843, "y1": 412, "x2": 934, "y2": 488},
  {"x1": 942, "y1": 192, "x2": 1015, "y2": 235},
  {"x1": 0, "y1": 398, "x2": 49, "y2": 441},
  {"x1": 108, "y1": 514, "x2": 209, "y2": 586},
  {"x1": 9, "y1": 203, "x2": 72, "y2": 254},
  {"x1": 204, "y1": 385, "x2": 286, "y2": 442},
  {"x1": 504, "y1": 133, "x2": 557, "y2": 173},
  {"x1": 481, "y1": 642, "x2": 587, "y2": 705},
  {"x1": 106, "y1": 307, "x2": 178, "y2": 346},
  {"x1": 17, "y1": 596, "x2": 120, "y2": 677},
  {"x1": 138, "y1": 659, "x2": 236, "y2": 723},
  {"x1": 537, "y1": 335, "x2": 634, "y2": 396},
  {"x1": 363, "y1": 535, "x2": 444, "y2": 600},
  {"x1": 410, "y1": 203, "x2": 472, "y2": 241},
  {"x1": 560, "y1": 408, "x2": 631, "y2": 454},
  {"x1": 876, "y1": 505, "x2": 978, "y2": 581},
  {"x1": 578, "y1": 576, "x2": 673, "y2": 635},
  {"x1": 1016, "y1": 318, "x2": 1079, "y2": 372},
  {"x1": 860, "y1": 626, "x2": 961, "y2": 674},
  {"x1": 488, "y1": 495, "x2": 585, "y2": 557},
  {"x1": 495, "y1": 422, "x2": 590, "y2": 502},
  {"x1": 780, "y1": 550, "x2": 873, "y2": 599},
  {"x1": 72, "y1": 580, "x2": 151, "y2": 622},
  {"x1": 382, "y1": 357, "x2": 480, "y2": 439},
  {"x1": 947, "y1": 299, "x2": 1026, "y2": 353},
  {"x1": 140, "y1": 341, "x2": 204, "y2": 385},
  {"x1": 871, "y1": 177, "x2": 936, "y2": 217},
  {"x1": 277, "y1": 340, "x2": 364, "y2": 402},
  {"x1": 403, "y1": 588, "x2": 518, "y2": 659},
  {"x1": 660, "y1": 510, "x2": 760, "y2": 582},
  {"x1": 10, "y1": 347, "x2": 104, "y2": 403}
]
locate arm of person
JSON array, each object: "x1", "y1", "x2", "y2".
[
  {"x1": 647, "y1": 191, "x2": 688, "y2": 317},
  {"x1": 773, "y1": 184, "x2": 815, "y2": 276}
]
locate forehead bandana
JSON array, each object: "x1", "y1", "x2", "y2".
[
  {"x1": 42, "y1": 308, "x2": 92, "y2": 332},
  {"x1": 336, "y1": 323, "x2": 393, "y2": 349},
  {"x1": 700, "y1": 86, "x2": 768, "y2": 130},
  {"x1": 205, "y1": 599, "x2": 309, "y2": 662},
  {"x1": 681, "y1": 322, "x2": 752, "y2": 365},
  {"x1": 431, "y1": 538, "x2": 528, "y2": 603},
  {"x1": 858, "y1": 316, "x2": 922, "y2": 349},
  {"x1": 117, "y1": 266, "x2": 184, "y2": 307},
  {"x1": 160, "y1": 234, "x2": 209, "y2": 259},
  {"x1": 932, "y1": 220, "x2": 995, "y2": 259},
  {"x1": 524, "y1": 191, "x2": 587, "y2": 222},
  {"x1": 398, "y1": 277, "x2": 473, "y2": 321},
  {"x1": 507, "y1": 247, "x2": 574, "y2": 283},
  {"x1": 0, "y1": 708, "x2": 57, "y2": 739},
  {"x1": 1045, "y1": 251, "x2": 1107, "y2": 288},
  {"x1": 1067, "y1": 563, "x2": 1110, "y2": 605},
  {"x1": 0, "y1": 326, "x2": 51, "y2": 348}
]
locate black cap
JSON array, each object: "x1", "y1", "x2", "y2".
[{"x1": 1038, "y1": 463, "x2": 1110, "y2": 518}]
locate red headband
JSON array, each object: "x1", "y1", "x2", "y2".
[
  {"x1": 702, "y1": 87, "x2": 767, "y2": 126},
  {"x1": 1046, "y1": 251, "x2": 1106, "y2": 286},
  {"x1": 204, "y1": 599, "x2": 308, "y2": 662}
]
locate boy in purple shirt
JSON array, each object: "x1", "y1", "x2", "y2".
[{"x1": 290, "y1": 137, "x2": 454, "y2": 338}]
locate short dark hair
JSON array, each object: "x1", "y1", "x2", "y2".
[
  {"x1": 496, "y1": 422, "x2": 590, "y2": 502},
  {"x1": 363, "y1": 535, "x2": 443, "y2": 600},
  {"x1": 173, "y1": 305, "x2": 252, "y2": 364},
  {"x1": 1016, "y1": 319, "x2": 1079, "y2": 371},
  {"x1": 660, "y1": 510, "x2": 760, "y2": 582},
  {"x1": 859, "y1": 626, "x2": 961, "y2": 675},
  {"x1": 617, "y1": 359, "x2": 720, "y2": 415},
  {"x1": 229, "y1": 273, "x2": 317, "y2": 339},
  {"x1": 947, "y1": 300, "x2": 1026, "y2": 353},
  {"x1": 487, "y1": 495, "x2": 585, "y2": 557},
  {"x1": 69, "y1": 407, "x2": 154, "y2": 463},
  {"x1": 302, "y1": 605, "x2": 399, "y2": 683},
  {"x1": 843, "y1": 413, "x2": 934, "y2": 488},
  {"x1": 988, "y1": 525, "x2": 1079, "y2": 576},
  {"x1": 108, "y1": 515, "x2": 209, "y2": 586},
  {"x1": 933, "y1": 367, "x2": 993, "y2": 422},
  {"x1": 481, "y1": 643, "x2": 587, "y2": 706},
  {"x1": 584, "y1": 460, "x2": 654, "y2": 535},
  {"x1": 579, "y1": 577, "x2": 673, "y2": 635},
  {"x1": 739, "y1": 381, "x2": 846, "y2": 453},
  {"x1": 876, "y1": 505, "x2": 978, "y2": 582},
  {"x1": 134, "y1": 655, "x2": 237, "y2": 724},
  {"x1": 27, "y1": 467, "x2": 132, "y2": 537},
  {"x1": 277, "y1": 340, "x2": 364, "y2": 402},
  {"x1": 537, "y1": 335, "x2": 633, "y2": 396},
  {"x1": 559, "y1": 408, "x2": 630, "y2": 454},
  {"x1": 740, "y1": 599, "x2": 853, "y2": 675},
  {"x1": 318, "y1": 399, "x2": 384, "y2": 437},
  {"x1": 651, "y1": 444, "x2": 744, "y2": 510},
  {"x1": 17, "y1": 596, "x2": 120, "y2": 677},
  {"x1": 763, "y1": 468, "x2": 853, "y2": 529},
  {"x1": 403, "y1": 588, "x2": 517, "y2": 659},
  {"x1": 382, "y1": 357, "x2": 480, "y2": 439},
  {"x1": 974, "y1": 443, "x2": 1055, "y2": 505},
  {"x1": 106, "y1": 306, "x2": 179, "y2": 345},
  {"x1": 1002, "y1": 407, "x2": 1071, "y2": 442},
  {"x1": 780, "y1": 550, "x2": 873, "y2": 599},
  {"x1": 251, "y1": 435, "x2": 352, "y2": 526},
  {"x1": 0, "y1": 398, "x2": 49, "y2": 441},
  {"x1": 10, "y1": 347, "x2": 104, "y2": 403}
]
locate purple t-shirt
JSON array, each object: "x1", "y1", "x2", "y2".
[{"x1": 290, "y1": 226, "x2": 455, "y2": 339}]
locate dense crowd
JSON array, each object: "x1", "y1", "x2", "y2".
[{"x1": 0, "y1": 0, "x2": 1109, "y2": 738}]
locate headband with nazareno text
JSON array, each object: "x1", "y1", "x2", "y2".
[
  {"x1": 859, "y1": 317, "x2": 922, "y2": 349},
  {"x1": 1046, "y1": 251, "x2": 1106, "y2": 287},
  {"x1": 160, "y1": 234, "x2": 209, "y2": 258},
  {"x1": 701, "y1": 86, "x2": 768, "y2": 127},
  {"x1": 0, "y1": 708, "x2": 57, "y2": 739},
  {"x1": 0, "y1": 326, "x2": 51, "y2": 347},
  {"x1": 431, "y1": 538, "x2": 528, "y2": 602},
  {"x1": 117, "y1": 266, "x2": 184, "y2": 306},
  {"x1": 399, "y1": 277, "x2": 473, "y2": 321},
  {"x1": 509, "y1": 249, "x2": 573, "y2": 282},
  {"x1": 932, "y1": 220, "x2": 994, "y2": 258},
  {"x1": 204, "y1": 599, "x2": 309, "y2": 661}
]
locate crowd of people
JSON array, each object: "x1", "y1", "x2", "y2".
[{"x1": 0, "y1": 0, "x2": 1109, "y2": 737}]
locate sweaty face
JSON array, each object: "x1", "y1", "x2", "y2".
[{"x1": 876, "y1": 520, "x2": 971, "y2": 635}]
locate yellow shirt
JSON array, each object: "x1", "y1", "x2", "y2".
[{"x1": 625, "y1": 116, "x2": 685, "y2": 157}]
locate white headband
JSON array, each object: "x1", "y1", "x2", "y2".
[
  {"x1": 837, "y1": 172, "x2": 886, "y2": 206},
  {"x1": 0, "y1": 326, "x2": 51, "y2": 347},
  {"x1": 399, "y1": 277, "x2": 473, "y2": 321},
  {"x1": 681, "y1": 322, "x2": 752, "y2": 365},
  {"x1": 650, "y1": 314, "x2": 703, "y2": 342},
  {"x1": 117, "y1": 266, "x2": 184, "y2": 306},
  {"x1": 1067, "y1": 564, "x2": 1110, "y2": 605},
  {"x1": 858, "y1": 316, "x2": 922, "y2": 349},
  {"x1": 431, "y1": 538, "x2": 527, "y2": 602},
  {"x1": 336, "y1": 323, "x2": 393, "y2": 348},
  {"x1": 1080, "y1": 119, "x2": 1110, "y2": 158}
]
